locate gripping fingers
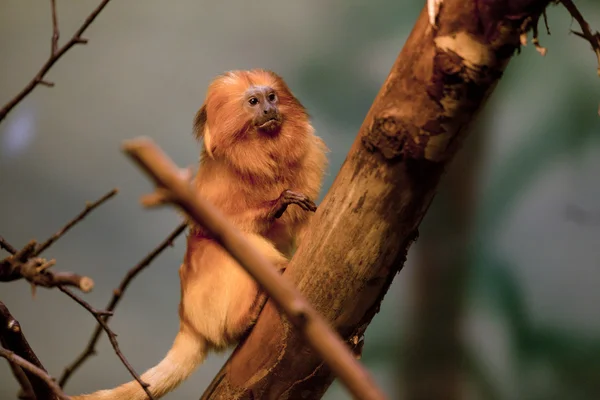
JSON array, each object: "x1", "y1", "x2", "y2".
[
  {"x1": 281, "y1": 190, "x2": 317, "y2": 212},
  {"x1": 296, "y1": 198, "x2": 317, "y2": 212}
]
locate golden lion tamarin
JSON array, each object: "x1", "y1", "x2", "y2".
[{"x1": 71, "y1": 69, "x2": 328, "y2": 400}]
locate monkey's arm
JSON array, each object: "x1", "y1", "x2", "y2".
[{"x1": 221, "y1": 189, "x2": 316, "y2": 231}]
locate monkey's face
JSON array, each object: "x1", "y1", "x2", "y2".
[{"x1": 244, "y1": 86, "x2": 283, "y2": 134}]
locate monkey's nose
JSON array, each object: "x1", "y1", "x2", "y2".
[{"x1": 263, "y1": 105, "x2": 276, "y2": 115}]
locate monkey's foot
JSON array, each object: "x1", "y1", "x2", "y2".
[
  {"x1": 268, "y1": 190, "x2": 317, "y2": 220},
  {"x1": 427, "y1": 0, "x2": 443, "y2": 28}
]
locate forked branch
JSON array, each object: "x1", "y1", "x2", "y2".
[
  {"x1": 122, "y1": 137, "x2": 387, "y2": 400},
  {"x1": 561, "y1": 0, "x2": 600, "y2": 75},
  {"x1": 0, "y1": 0, "x2": 113, "y2": 123},
  {"x1": 0, "y1": 189, "x2": 118, "y2": 292},
  {"x1": 59, "y1": 222, "x2": 187, "y2": 388},
  {"x1": 1, "y1": 189, "x2": 154, "y2": 399}
]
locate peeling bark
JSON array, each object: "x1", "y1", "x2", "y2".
[{"x1": 201, "y1": 1, "x2": 553, "y2": 399}]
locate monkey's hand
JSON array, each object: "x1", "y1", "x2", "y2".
[{"x1": 267, "y1": 189, "x2": 317, "y2": 220}]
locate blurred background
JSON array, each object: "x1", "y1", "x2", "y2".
[{"x1": 1, "y1": 1, "x2": 600, "y2": 399}]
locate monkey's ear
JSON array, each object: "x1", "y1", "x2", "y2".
[
  {"x1": 193, "y1": 104, "x2": 215, "y2": 158},
  {"x1": 193, "y1": 104, "x2": 207, "y2": 139}
]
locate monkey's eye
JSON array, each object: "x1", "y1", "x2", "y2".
[
  {"x1": 248, "y1": 97, "x2": 259, "y2": 106},
  {"x1": 267, "y1": 93, "x2": 277, "y2": 102}
]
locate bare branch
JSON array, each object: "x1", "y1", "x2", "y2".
[
  {"x1": 0, "y1": 236, "x2": 18, "y2": 254},
  {"x1": 561, "y1": 0, "x2": 600, "y2": 75},
  {"x1": 35, "y1": 188, "x2": 118, "y2": 256},
  {"x1": 0, "y1": 347, "x2": 69, "y2": 400},
  {"x1": 6, "y1": 358, "x2": 36, "y2": 400},
  {"x1": 58, "y1": 287, "x2": 155, "y2": 399},
  {"x1": 1, "y1": 188, "x2": 117, "y2": 291},
  {"x1": 121, "y1": 138, "x2": 387, "y2": 400},
  {"x1": 59, "y1": 222, "x2": 187, "y2": 388},
  {"x1": 0, "y1": 188, "x2": 153, "y2": 397},
  {"x1": 50, "y1": 0, "x2": 59, "y2": 56},
  {"x1": 0, "y1": 0, "x2": 113, "y2": 123},
  {"x1": 1, "y1": 301, "x2": 59, "y2": 400}
]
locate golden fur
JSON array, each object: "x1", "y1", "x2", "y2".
[{"x1": 71, "y1": 69, "x2": 328, "y2": 400}]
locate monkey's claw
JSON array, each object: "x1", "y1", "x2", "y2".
[{"x1": 268, "y1": 190, "x2": 317, "y2": 220}]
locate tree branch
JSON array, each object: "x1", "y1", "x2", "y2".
[
  {"x1": 1, "y1": 301, "x2": 61, "y2": 400},
  {"x1": 6, "y1": 357, "x2": 36, "y2": 400},
  {"x1": 0, "y1": 189, "x2": 117, "y2": 292},
  {"x1": 1, "y1": 235, "x2": 153, "y2": 399},
  {"x1": 50, "y1": 0, "x2": 59, "y2": 56},
  {"x1": 0, "y1": 239, "x2": 94, "y2": 292},
  {"x1": 121, "y1": 138, "x2": 387, "y2": 400},
  {"x1": 0, "y1": 0, "x2": 113, "y2": 123},
  {"x1": 0, "y1": 347, "x2": 69, "y2": 400},
  {"x1": 0, "y1": 188, "x2": 155, "y2": 398},
  {"x1": 560, "y1": 0, "x2": 600, "y2": 75},
  {"x1": 35, "y1": 188, "x2": 118, "y2": 256},
  {"x1": 0, "y1": 238, "x2": 65, "y2": 294},
  {"x1": 57, "y1": 286, "x2": 155, "y2": 400},
  {"x1": 58, "y1": 222, "x2": 187, "y2": 388}
]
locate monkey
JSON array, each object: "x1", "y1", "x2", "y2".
[{"x1": 71, "y1": 69, "x2": 328, "y2": 400}]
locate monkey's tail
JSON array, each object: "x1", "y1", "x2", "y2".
[{"x1": 71, "y1": 329, "x2": 206, "y2": 400}]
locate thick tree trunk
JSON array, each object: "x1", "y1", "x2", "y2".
[{"x1": 201, "y1": 1, "x2": 552, "y2": 399}]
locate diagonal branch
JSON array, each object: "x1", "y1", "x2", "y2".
[
  {"x1": 58, "y1": 222, "x2": 187, "y2": 388},
  {"x1": 1, "y1": 235, "x2": 154, "y2": 399},
  {"x1": 121, "y1": 138, "x2": 387, "y2": 400},
  {"x1": 57, "y1": 286, "x2": 155, "y2": 400},
  {"x1": 6, "y1": 358, "x2": 35, "y2": 400},
  {"x1": 0, "y1": 187, "x2": 155, "y2": 398},
  {"x1": 35, "y1": 188, "x2": 118, "y2": 256},
  {"x1": 1, "y1": 189, "x2": 117, "y2": 292},
  {"x1": 0, "y1": 347, "x2": 69, "y2": 400},
  {"x1": 0, "y1": 0, "x2": 113, "y2": 123},
  {"x1": 50, "y1": 0, "x2": 59, "y2": 56}
]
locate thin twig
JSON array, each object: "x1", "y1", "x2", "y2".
[
  {"x1": 1, "y1": 188, "x2": 117, "y2": 291},
  {"x1": 561, "y1": 0, "x2": 600, "y2": 75},
  {"x1": 0, "y1": 0, "x2": 113, "y2": 123},
  {"x1": 0, "y1": 347, "x2": 70, "y2": 400},
  {"x1": 58, "y1": 222, "x2": 187, "y2": 388},
  {"x1": 122, "y1": 137, "x2": 387, "y2": 400},
  {"x1": 50, "y1": 0, "x2": 59, "y2": 56},
  {"x1": 58, "y1": 286, "x2": 155, "y2": 400},
  {"x1": 1, "y1": 333, "x2": 36, "y2": 400},
  {"x1": 0, "y1": 236, "x2": 18, "y2": 254},
  {"x1": 8, "y1": 359, "x2": 36, "y2": 400},
  {"x1": 0, "y1": 190, "x2": 152, "y2": 397},
  {"x1": 6, "y1": 357, "x2": 36, "y2": 400},
  {"x1": 35, "y1": 188, "x2": 118, "y2": 256},
  {"x1": 1, "y1": 301, "x2": 58, "y2": 400}
]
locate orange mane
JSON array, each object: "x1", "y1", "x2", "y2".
[{"x1": 193, "y1": 69, "x2": 314, "y2": 178}]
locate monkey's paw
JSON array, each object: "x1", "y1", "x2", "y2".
[{"x1": 268, "y1": 190, "x2": 317, "y2": 220}]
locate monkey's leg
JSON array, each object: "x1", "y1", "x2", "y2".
[
  {"x1": 226, "y1": 264, "x2": 287, "y2": 342},
  {"x1": 267, "y1": 190, "x2": 317, "y2": 220}
]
